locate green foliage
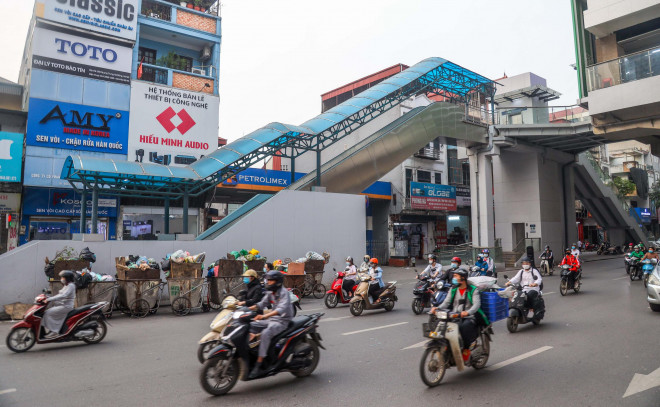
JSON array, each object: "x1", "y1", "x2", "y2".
[
  {"x1": 612, "y1": 176, "x2": 636, "y2": 198},
  {"x1": 649, "y1": 182, "x2": 660, "y2": 208},
  {"x1": 156, "y1": 51, "x2": 188, "y2": 71}
]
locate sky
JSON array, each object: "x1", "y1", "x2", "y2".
[{"x1": 0, "y1": 0, "x2": 579, "y2": 143}]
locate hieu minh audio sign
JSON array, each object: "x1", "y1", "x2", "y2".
[
  {"x1": 26, "y1": 98, "x2": 129, "y2": 154},
  {"x1": 410, "y1": 182, "x2": 456, "y2": 211},
  {"x1": 128, "y1": 82, "x2": 219, "y2": 166},
  {"x1": 32, "y1": 26, "x2": 132, "y2": 84},
  {"x1": 37, "y1": 0, "x2": 138, "y2": 41}
]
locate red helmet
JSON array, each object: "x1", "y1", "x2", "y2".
[
  {"x1": 451, "y1": 257, "x2": 462, "y2": 266},
  {"x1": 370, "y1": 258, "x2": 378, "y2": 265}
]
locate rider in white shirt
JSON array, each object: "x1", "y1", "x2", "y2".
[
  {"x1": 570, "y1": 244, "x2": 581, "y2": 258},
  {"x1": 419, "y1": 254, "x2": 442, "y2": 281}
]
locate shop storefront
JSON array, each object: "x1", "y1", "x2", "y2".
[
  {"x1": 0, "y1": 131, "x2": 25, "y2": 253},
  {"x1": 120, "y1": 206, "x2": 200, "y2": 239},
  {"x1": 20, "y1": 187, "x2": 118, "y2": 245}
]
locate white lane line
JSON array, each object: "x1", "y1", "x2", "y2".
[
  {"x1": 342, "y1": 321, "x2": 408, "y2": 336},
  {"x1": 613, "y1": 276, "x2": 628, "y2": 280},
  {"x1": 544, "y1": 292, "x2": 556, "y2": 295},
  {"x1": 0, "y1": 389, "x2": 17, "y2": 396},
  {"x1": 486, "y1": 346, "x2": 553, "y2": 371},
  {"x1": 321, "y1": 316, "x2": 352, "y2": 322},
  {"x1": 402, "y1": 340, "x2": 427, "y2": 350},
  {"x1": 303, "y1": 308, "x2": 323, "y2": 312}
]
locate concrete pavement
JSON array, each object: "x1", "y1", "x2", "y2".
[{"x1": 1, "y1": 257, "x2": 659, "y2": 406}]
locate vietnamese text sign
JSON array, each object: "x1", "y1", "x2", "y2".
[
  {"x1": 27, "y1": 98, "x2": 129, "y2": 154},
  {"x1": 38, "y1": 0, "x2": 138, "y2": 41},
  {"x1": 22, "y1": 187, "x2": 117, "y2": 217},
  {"x1": 410, "y1": 182, "x2": 456, "y2": 211},
  {"x1": 128, "y1": 82, "x2": 220, "y2": 166},
  {"x1": 32, "y1": 26, "x2": 132, "y2": 84},
  {"x1": 456, "y1": 185, "x2": 471, "y2": 207},
  {"x1": 0, "y1": 132, "x2": 24, "y2": 182},
  {"x1": 0, "y1": 193, "x2": 21, "y2": 214}
]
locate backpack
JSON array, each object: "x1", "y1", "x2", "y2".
[{"x1": 448, "y1": 285, "x2": 490, "y2": 327}]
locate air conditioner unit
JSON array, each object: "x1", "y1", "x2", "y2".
[
  {"x1": 191, "y1": 67, "x2": 204, "y2": 75},
  {"x1": 200, "y1": 45, "x2": 212, "y2": 61}
]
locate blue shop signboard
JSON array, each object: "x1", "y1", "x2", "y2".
[
  {"x1": 632, "y1": 207, "x2": 652, "y2": 225},
  {"x1": 23, "y1": 188, "x2": 118, "y2": 217},
  {"x1": 26, "y1": 98, "x2": 129, "y2": 154},
  {"x1": 410, "y1": 182, "x2": 456, "y2": 211},
  {"x1": 0, "y1": 131, "x2": 24, "y2": 182}
]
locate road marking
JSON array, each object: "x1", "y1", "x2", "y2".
[
  {"x1": 613, "y1": 276, "x2": 628, "y2": 280},
  {"x1": 544, "y1": 292, "x2": 556, "y2": 295},
  {"x1": 321, "y1": 316, "x2": 352, "y2": 322},
  {"x1": 0, "y1": 389, "x2": 16, "y2": 396},
  {"x1": 304, "y1": 308, "x2": 322, "y2": 312},
  {"x1": 342, "y1": 322, "x2": 408, "y2": 336},
  {"x1": 486, "y1": 346, "x2": 553, "y2": 371},
  {"x1": 402, "y1": 340, "x2": 427, "y2": 350},
  {"x1": 624, "y1": 366, "x2": 660, "y2": 398}
]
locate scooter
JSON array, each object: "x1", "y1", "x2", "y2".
[
  {"x1": 324, "y1": 268, "x2": 357, "y2": 308},
  {"x1": 412, "y1": 270, "x2": 437, "y2": 315},
  {"x1": 198, "y1": 295, "x2": 239, "y2": 363},
  {"x1": 418, "y1": 311, "x2": 492, "y2": 387},
  {"x1": 5, "y1": 293, "x2": 108, "y2": 353},
  {"x1": 559, "y1": 264, "x2": 582, "y2": 295},
  {"x1": 597, "y1": 242, "x2": 610, "y2": 255},
  {"x1": 349, "y1": 273, "x2": 398, "y2": 316},
  {"x1": 624, "y1": 254, "x2": 636, "y2": 274},
  {"x1": 642, "y1": 259, "x2": 657, "y2": 287},
  {"x1": 606, "y1": 245, "x2": 623, "y2": 255},
  {"x1": 199, "y1": 309, "x2": 325, "y2": 396},
  {"x1": 539, "y1": 255, "x2": 553, "y2": 276},
  {"x1": 500, "y1": 276, "x2": 545, "y2": 333}
]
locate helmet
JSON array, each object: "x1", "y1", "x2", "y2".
[
  {"x1": 363, "y1": 254, "x2": 370, "y2": 262},
  {"x1": 370, "y1": 258, "x2": 378, "y2": 265},
  {"x1": 521, "y1": 256, "x2": 532, "y2": 263},
  {"x1": 428, "y1": 254, "x2": 437, "y2": 260},
  {"x1": 264, "y1": 270, "x2": 283, "y2": 291},
  {"x1": 346, "y1": 256, "x2": 353, "y2": 263},
  {"x1": 59, "y1": 270, "x2": 75, "y2": 284},
  {"x1": 545, "y1": 245, "x2": 550, "y2": 250},
  {"x1": 242, "y1": 269, "x2": 258, "y2": 279},
  {"x1": 629, "y1": 243, "x2": 634, "y2": 246},
  {"x1": 482, "y1": 249, "x2": 490, "y2": 254},
  {"x1": 451, "y1": 257, "x2": 462, "y2": 266},
  {"x1": 452, "y1": 268, "x2": 468, "y2": 280},
  {"x1": 565, "y1": 248, "x2": 571, "y2": 254}
]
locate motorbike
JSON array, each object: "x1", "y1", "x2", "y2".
[
  {"x1": 349, "y1": 273, "x2": 398, "y2": 316},
  {"x1": 324, "y1": 268, "x2": 357, "y2": 308},
  {"x1": 607, "y1": 245, "x2": 623, "y2": 255},
  {"x1": 500, "y1": 276, "x2": 544, "y2": 333},
  {"x1": 559, "y1": 264, "x2": 582, "y2": 295},
  {"x1": 5, "y1": 293, "x2": 108, "y2": 353},
  {"x1": 411, "y1": 270, "x2": 446, "y2": 315},
  {"x1": 624, "y1": 255, "x2": 640, "y2": 275},
  {"x1": 198, "y1": 295, "x2": 239, "y2": 363},
  {"x1": 418, "y1": 311, "x2": 492, "y2": 387},
  {"x1": 642, "y1": 259, "x2": 658, "y2": 287},
  {"x1": 199, "y1": 309, "x2": 325, "y2": 396},
  {"x1": 584, "y1": 242, "x2": 596, "y2": 252},
  {"x1": 539, "y1": 255, "x2": 553, "y2": 276},
  {"x1": 597, "y1": 242, "x2": 611, "y2": 255}
]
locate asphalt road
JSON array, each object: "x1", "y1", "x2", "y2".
[{"x1": 1, "y1": 255, "x2": 659, "y2": 407}]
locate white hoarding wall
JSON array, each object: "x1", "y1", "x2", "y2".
[
  {"x1": 38, "y1": 0, "x2": 138, "y2": 41},
  {"x1": 128, "y1": 82, "x2": 220, "y2": 166},
  {"x1": 32, "y1": 26, "x2": 132, "y2": 84}
]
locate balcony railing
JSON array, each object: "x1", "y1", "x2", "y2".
[
  {"x1": 497, "y1": 105, "x2": 591, "y2": 125},
  {"x1": 414, "y1": 147, "x2": 442, "y2": 160},
  {"x1": 140, "y1": 0, "x2": 221, "y2": 31},
  {"x1": 139, "y1": 62, "x2": 216, "y2": 93},
  {"x1": 141, "y1": 65, "x2": 168, "y2": 85},
  {"x1": 141, "y1": 0, "x2": 172, "y2": 21},
  {"x1": 586, "y1": 46, "x2": 660, "y2": 92}
]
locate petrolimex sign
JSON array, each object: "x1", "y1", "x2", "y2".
[
  {"x1": 128, "y1": 82, "x2": 220, "y2": 166},
  {"x1": 26, "y1": 98, "x2": 129, "y2": 154},
  {"x1": 37, "y1": 0, "x2": 138, "y2": 41},
  {"x1": 32, "y1": 26, "x2": 132, "y2": 84},
  {"x1": 410, "y1": 181, "x2": 456, "y2": 211}
]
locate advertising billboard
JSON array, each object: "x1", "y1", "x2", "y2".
[
  {"x1": 22, "y1": 187, "x2": 117, "y2": 217},
  {"x1": 36, "y1": 0, "x2": 138, "y2": 41},
  {"x1": 0, "y1": 132, "x2": 24, "y2": 183},
  {"x1": 456, "y1": 185, "x2": 471, "y2": 207},
  {"x1": 128, "y1": 82, "x2": 220, "y2": 166},
  {"x1": 26, "y1": 97, "x2": 129, "y2": 154},
  {"x1": 410, "y1": 182, "x2": 456, "y2": 211},
  {"x1": 32, "y1": 26, "x2": 132, "y2": 85}
]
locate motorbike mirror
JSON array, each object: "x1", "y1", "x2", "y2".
[
  {"x1": 503, "y1": 274, "x2": 509, "y2": 279},
  {"x1": 333, "y1": 268, "x2": 336, "y2": 272}
]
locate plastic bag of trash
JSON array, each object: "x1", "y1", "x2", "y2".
[
  {"x1": 467, "y1": 276, "x2": 498, "y2": 291},
  {"x1": 306, "y1": 251, "x2": 325, "y2": 261}
]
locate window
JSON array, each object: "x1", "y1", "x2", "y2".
[
  {"x1": 138, "y1": 47, "x2": 157, "y2": 65},
  {"x1": 405, "y1": 168, "x2": 413, "y2": 197},
  {"x1": 281, "y1": 164, "x2": 288, "y2": 171},
  {"x1": 434, "y1": 172, "x2": 443, "y2": 184},
  {"x1": 417, "y1": 170, "x2": 431, "y2": 184},
  {"x1": 178, "y1": 56, "x2": 193, "y2": 72},
  {"x1": 462, "y1": 160, "x2": 470, "y2": 185}
]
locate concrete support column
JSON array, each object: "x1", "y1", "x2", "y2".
[
  {"x1": 91, "y1": 187, "x2": 98, "y2": 234},
  {"x1": 164, "y1": 198, "x2": 170, "y2": 234},
  {"x1": 80, "y1": 187, "x2": 87, "y2": 233},
  {"x1": 183, "y1": 187, "x2": 189, "y2": 234},
  {"x1": 562, "y1": 164, "x2": 578, "y2": 248},
  {"x1": 469, "y1": 150, "x2": 495, "y2": 247}
]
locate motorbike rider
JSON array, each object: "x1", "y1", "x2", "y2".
[
  {"x1": 419, "y1": 254, "x2": 442, "y2": 281},
  {"x1": 359, "y1": 255, "x2": 371, "y2": 272},
  {"x1": 482, "y1": 249, "x2": 495, "y2": 276},
  {"x1": 237, "y1": 269, "x2": 264, "y2": 307},
  {"x1": 42, "y1": 270, "x2": 76, "y2": 338},
  {"x1": 368, "y1": 258, "x2": 385, "y2": 302},
  {"x1": 431, "y1": 268, "x2": 486, "y2": 362},
  {"x1": 247, "y1": 270, "x2": 294, "y2": 379},
  {"x1": 570, "y1": 244, "x2": 581, "y2": 258},
  {"x1": 506, "y1": 257, "x2": 545, "y2": 322},
  {"x1": 630, "y1": 245, "x2": 644, "y2": 260},
  {"x1": 560, "y1": 248, "x2": 581, "y2": 288},
  {"x1": 343, "y1": 256, "x2": 358, "y2": 298},
  {"x1": 642, "y1": 247, "x2": 659, "y2": 261},
  {"x1": 474, "y1": 254, "x2": 489, "y2": 276},
  {"x1": 540, "y1": 245, "x2": 554, "y2": 269}
]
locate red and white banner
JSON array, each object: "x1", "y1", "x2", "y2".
[
  {"x1": 411, "y1": 196, "x2": 457, "y2": 211},
  {"x1": 128, "y1": 82, "x2": 219, "y2": 166}
]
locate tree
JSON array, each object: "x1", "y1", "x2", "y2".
[
  {"x1": 649, "y1": 182, "x2": 660, "y2": 208},
  {"x1": 612, "y1": 176, "x2": 636, "y2": 198}
]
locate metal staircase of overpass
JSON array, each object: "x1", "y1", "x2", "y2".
[{"x1": 574, "y1": 152, "x2": 648, "y2": 243}]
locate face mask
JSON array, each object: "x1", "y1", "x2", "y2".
[
  {"x1": 61, "y1": 279, "x2": 67, "y2": 285},
  {"x1": 263, "y1": 268, "x2": 268, "y2": 273},
  {"x1": 266, "y1": 283, "x2": 279, "y2": 292},
  {"x1": 451, "y1": 263, "x2": 458, "y2": 269},
  {"x1": 572, "y1": 247, "x2": 576, "y2": 249},
  {"x1": 451, "y1": 278, "x2": 459, "y2": 285},
  {"x1": 650, "y1": 251, "x2": 654, "y2": 253},
  {"x1": 243, "y1": 277, "x2": 251, "y2": 284},
  {"x1": 429, "y1": 261, "x2": 434, "y2": 265},
  {"x1": 522, "y1": 265, "x2": 531, "y2": 270}
]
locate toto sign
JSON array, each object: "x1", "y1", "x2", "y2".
[{"x1": 32, "y1": 26, "x2": 132, "y2": 84}]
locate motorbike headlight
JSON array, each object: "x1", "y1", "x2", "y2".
[{"x1": 436, "y1": 311, "x2": 448, "y2": 320}]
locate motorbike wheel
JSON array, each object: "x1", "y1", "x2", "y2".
[
  {"x1": 6, "y1": 327, "x2": 36, "y2": 353},
  {"x1": 383, "y1": 299, "x2": 395, "y2": 312},
  {"x1": 197, "y1": 341, "x2": 219, "y2": 364},
  {"x1": 573, "y1": 279, "x2": 581, "y2": 293},
  {"x1": 560, "y1": 280, "x2": 568, "y2": 296},
  {"x1": 350, "y1": 301, "x2": 364, "y2": 316},
  {"x1": 290, "y1": 340, "x2": 320, "y2": 377},
  {"x1": 506, "y1": 316, "x2": 518, "y2": 333},
  {"x1": 412, "y1": 298, "x2": 424, "y2": 315},
  {"x1": 208, "y1": 300, "x2": 222, "y2": 311},
  {"x1": 630, "y1": 271, "x2": 637, "y2": 281},
  {"x1": 471, "y1": 335, "x2": 490, "y2": 370},
  {"x1": 83, "y1": 320, "x2": 107, "y2": 344},
  {"x1": 419, "y1": 346, "x2": 447, "y2": 387},
  {"x1": 312, "y1": 284, "x2": 326, "y2": 299},
  {"x1": 172, "y1": 297, "x2": 192, "y2": 316},
  {"x1": 200, "y1": 357, "x2": 240, "y2": 396},
  {"x1": 324, "y1": 293, "x2": 338, "y2": 308},
  {"x1": 129, "y1": 299, "x2": 150, "y2": 318}
]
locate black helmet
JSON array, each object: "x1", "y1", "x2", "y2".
[
  {"x1": 59, "y1": 270, "x2": 75, "y2": 284},
  {"x1": 565, "y1": 248, "x2": 571, "y2": 254},
  {"x1": 265, "y1": 270, "x2": 283, "y2": 291},
  {"x1": 452, "y1": 268, "x2": 468, "y2": 280},
  {"x1": 545, "y1": 245, "x2": 550, "y2": 250},
  {"x1": 521, "y1": 256, "x2": 532, "y2": 263},
  {"x1": 428, "y1": 254, "x2": 437, "y2": 260}
]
